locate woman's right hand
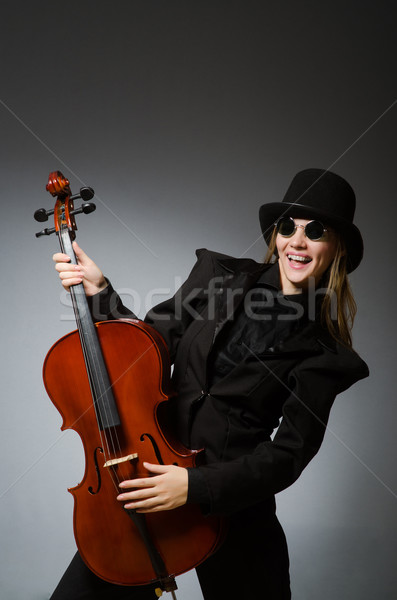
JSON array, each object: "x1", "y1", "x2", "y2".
[{"x1": 53, "y1": 241, "x2": 108, "y2": 297}]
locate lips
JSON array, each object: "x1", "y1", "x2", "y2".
[{"x1": 287, "y1": 253, "x2": 312, "y2": 265}]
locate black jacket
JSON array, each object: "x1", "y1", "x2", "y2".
[{"x1": 89, "y1": 249, "x2": 369, "y2": 517}]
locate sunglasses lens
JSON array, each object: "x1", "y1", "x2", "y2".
[
  {"x1": 276, "y1": 218, "x2": 327, "y2": 240},
  {"x1": 277, "y1": 217, "x2": 295, "y2": 236},
  {"x1": 305, "y1": 220, "x2": 325, "y2": 240}
]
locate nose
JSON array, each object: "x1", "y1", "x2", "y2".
[{"x1": 289, "y1": 225, "x2": 307, "y2": 246}]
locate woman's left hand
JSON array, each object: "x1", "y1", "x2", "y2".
[{"x1": 117, "y1": 462, "x2": 188, "y2": 513}]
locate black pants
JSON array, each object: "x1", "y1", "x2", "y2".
[{"x1": 50, "y1": 513, "x2": 291, "y2": 600}]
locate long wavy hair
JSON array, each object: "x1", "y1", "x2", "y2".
[{"x1": 264, "y1": 226, "x2": 357, "y2": 348}]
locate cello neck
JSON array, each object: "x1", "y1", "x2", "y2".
[{"x1": 58, "y1": 224, "x2": 121, "y2": 431}]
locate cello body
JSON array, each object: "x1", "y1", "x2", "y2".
[{"x1": 44, "y1": 319, "x2": 222, "y2": 586}]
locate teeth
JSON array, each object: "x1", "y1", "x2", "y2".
[{"x1": 287, "y1": 254, "x2": 311, "y2": 263}]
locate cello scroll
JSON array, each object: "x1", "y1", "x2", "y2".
[{"x1": 34, "y1": 170, "x2": 96, "y2": 238}]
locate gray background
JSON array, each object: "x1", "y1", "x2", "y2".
[{"x1": 1, "y1": 1, "x2": 396, "y2": 598}]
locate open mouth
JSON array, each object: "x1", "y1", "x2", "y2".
[{"x1": 287, "y1": 254, "x2": 312, "y2": 264}]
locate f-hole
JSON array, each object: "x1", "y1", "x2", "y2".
[
  {"x1": 140, "y1": 434, "x2": 166, "y2": 465},
  {"x1": 88, "y1": 446, "x2": 103, "y2": 494}
]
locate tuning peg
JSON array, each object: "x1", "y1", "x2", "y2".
[
  {"x1": 82, "y1": 201, "x2": 96, "y2": 214},
  {"x1": 70, "y1": 202, "x2": 96, "y2": 217},
  {"x1": 34, "y1": 207, "x2": 55, "y2": 222},
  {"x1": 70, "y1": 186, "x2": 95, "y2": 202},
  {"x1": 35, "y1": 227, "x2": 56, "y2": 238}
]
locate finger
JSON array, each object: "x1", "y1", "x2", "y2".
[
  {"x1": 142, "y1": 462, "x2": 171, "y2": 474},
  {"x1": 59, "y1": 276, "x2": 84, "y2": 289},
  {"x1": 72, "y1": 241, "x2": 90, "y2": 265},
  {"x1": 117, "y1": 487, "x2": 156, "y2": 502},
  {"x1": 58, "y1": 268, "x2": 83, "y2": 280},
  {"x1": 59, "y1": 273, "x2": 83, "y2": 284},
  {"x1": 123, "y1": 497, "x2": 163, "y2": 512},
  {"x1": 119, "y1": 477, "x2": 157, "y2": 490},
  {"x1": 55, "y1": 262, "x2": 82, "y2": 274},
  {"x1": 53, "y1": 252, "x2": 71, "y2": 263}
]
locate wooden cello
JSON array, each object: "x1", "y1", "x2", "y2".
[{"x1": 34, "y1": 171, "x2": 224, "y2": 597}]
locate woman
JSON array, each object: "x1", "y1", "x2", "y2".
[{"x1": 50, "y1": 168, "x2": 368, "y2": 599}]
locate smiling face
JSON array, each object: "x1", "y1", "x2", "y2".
[{"x1": 276, "y1": 218, "x2": 338, "y2": 294}]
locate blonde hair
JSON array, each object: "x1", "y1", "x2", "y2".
[{"x1": 264, "y1": 226, "x2": 357, "y2": 347}]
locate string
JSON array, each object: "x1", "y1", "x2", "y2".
[{"x1": 58, "y1": 209, "x2": 123, "y2": 492}]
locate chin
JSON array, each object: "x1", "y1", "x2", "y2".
[{"x1": 279, "y1": 257, "x2": 319, "y2": 292}]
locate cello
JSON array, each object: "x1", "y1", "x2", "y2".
[{"x1": 34, "y1": 171, "x2": 224, "y2": 597}]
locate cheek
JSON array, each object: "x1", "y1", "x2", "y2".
[
  {"x1": 275, "y1": 235, "x2": 286, "y2": 254},
  {"x1": 314, "y1": 243, "x2": 337, "y2": 271}
]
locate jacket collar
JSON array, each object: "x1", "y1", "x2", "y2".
[
  {"x1": 215, "y1": 256, "x2": 338, "y2": 355},
  {"x1": 217, "y1": 256, "x2": 277, "y2": 280},
  {"x1": 213, "y1": 258, "x2": 272, "y2": 338}
]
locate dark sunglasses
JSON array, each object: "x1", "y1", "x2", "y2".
[{"x1": 276, "y1": 217, "x2": 328, "y2": 241}]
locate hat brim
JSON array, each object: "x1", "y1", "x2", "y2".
[{"x1": 259, "y1": 201, "x2": 363, "y2": 273}]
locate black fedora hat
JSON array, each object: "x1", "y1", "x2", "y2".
[{"x1": 259, "y1": 168, "x2": 364, "y2": 272}]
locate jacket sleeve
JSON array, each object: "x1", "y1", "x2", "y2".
[
  {"x1": 187, "y1": 349, "x2": 369, "y2": 516},
  {"x1": 142, "y1": 249, "x2": 216, "y2": 362},
  {"x1": 86, "y1": 249, "x2": 216, "y2": 362},
  {"x1": 86, "y1": 278, "x2": 138, "y2": 321}
]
